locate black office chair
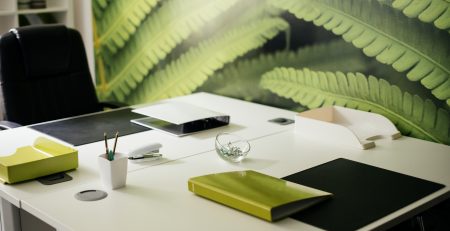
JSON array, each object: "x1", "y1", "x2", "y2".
[{"x1": 0, "y1": 24, "x2": 114, "y2": 127}]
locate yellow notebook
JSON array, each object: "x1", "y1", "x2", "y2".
[
  {"x1": 188, "y1": 170, "x2": 332, "y2": 221},
  {"x1": 0, "y1": 137, "x2": 78, "y2": 184}
]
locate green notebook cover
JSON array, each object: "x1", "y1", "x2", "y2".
[{"x1": 188, "y1": 170, "x2": 332, "y2": 221}]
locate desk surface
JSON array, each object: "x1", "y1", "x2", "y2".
[
  {"x1": 0, "y1": 93, "x2": 295, "y2": 206},
  {"x1": 1, "y1": 93, "x2": 449, "y2": 231}
]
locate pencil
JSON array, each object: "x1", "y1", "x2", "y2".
[
  {"x1": 112, "y1": 131, "x2": 119, "y2": 156},
  {"x1": 104, "y1": 132, "x2": 109, "y2": 157}
]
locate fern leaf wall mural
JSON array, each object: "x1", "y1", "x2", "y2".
[
  {"x1": 260, "y1": 67, "x2": 449, "y2": 144},
  {"x1": 270, "y1": 0, "x2": 450, "y2": 105},
  {"x1": 93, "y1": 0, "x2": 449, "y2": 144}
]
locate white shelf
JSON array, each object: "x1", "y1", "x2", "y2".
[
  {"x1": 0, "y1": 0, "x2": 73, "y2": 35},
  {"x1": 18, "y1": 6, "x2": 68, "y2": 15}
]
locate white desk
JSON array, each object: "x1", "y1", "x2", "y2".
[
  {"x1": 0, "y1": 93, "x2": 296, "y2": 230},
  {"x1": 16, "y1": 130, "x2": 450, "y2": 231},
  {"x1": 1, "y1": 93, "x2": 449, "y2": 231}
]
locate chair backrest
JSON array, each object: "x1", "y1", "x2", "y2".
[{"x1": 0, "y1": 24, "x2": 101, "y2": 125}]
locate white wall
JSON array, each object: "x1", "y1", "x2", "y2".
[{"x1": 73, "y1": 0, "x2": 95, "y2": 83}]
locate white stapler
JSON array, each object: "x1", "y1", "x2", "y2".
[{"x1": 126, "y1": 142, "x2": 163, "y2": 162}]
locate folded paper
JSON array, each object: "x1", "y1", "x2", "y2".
[{"x1": 295, "y1": 106, "x2": 401, "y2": 149}]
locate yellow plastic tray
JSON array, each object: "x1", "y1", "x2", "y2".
[{"x1": 0, "y1": 137, "x2": 78, "y2": 184}]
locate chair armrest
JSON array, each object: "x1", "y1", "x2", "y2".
[
  {"x1": 0, "y1": 120, "x2": 22, "y2": 130},
  {"x1": 99, "y1": 101, "x2": 128, "y2": 109}
]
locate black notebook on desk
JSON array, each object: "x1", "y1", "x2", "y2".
[
  {"x1": 31, "y1": 108, "x2": 150, "y2": 146},
  {"x1": 283, "y1": 158, "x2": 444, "y2": 231}
]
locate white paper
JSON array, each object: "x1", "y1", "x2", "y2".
[{"x1": 132, "y1": 101, "x2": 227, "y2": 125}]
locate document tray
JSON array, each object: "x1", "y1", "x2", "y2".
[
  {"x1": 131, "y1": 101, "x2": 229, "y2": 136},
  {"x1": 0, "y1": 137, "x2": 78, "y2": 184},
  {"x1": 131, "y1": 115, "x2": 229, "y2": 136}
]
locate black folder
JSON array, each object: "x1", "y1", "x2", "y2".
[
  {"x1": 283, "y1": 158, "x2": 444, "y2": 231},
  {"x1": 31, "y1": 108, "x2": 150, "y2": 146}
]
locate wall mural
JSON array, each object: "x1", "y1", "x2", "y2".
[{"x1": 93, "y1": 0, "x2": 449, "y2": 144}]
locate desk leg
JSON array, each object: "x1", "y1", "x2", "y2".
[{"x1": 0, "y1": 198, "x2": 21, "y2": 231}]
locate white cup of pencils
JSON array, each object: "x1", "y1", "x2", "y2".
[{"x1": 98, "y1": 131, "x2": 128, "y2": 190}]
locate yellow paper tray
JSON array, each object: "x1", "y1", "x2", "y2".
[{"x1": 0, "y1": 137, "x2": 78, "y2": 184}]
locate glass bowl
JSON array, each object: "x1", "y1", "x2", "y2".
[{"x1": 215, "y1": 132, "x2": 250, "y2": 162}]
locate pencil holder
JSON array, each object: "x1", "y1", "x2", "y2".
[{"x1": 98, "y1": 153, "x2": 128, "y2": 190}]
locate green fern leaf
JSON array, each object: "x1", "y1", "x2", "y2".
[
  {"x1": 213, "y1": 0, "x2": 283, "y2": 35},
  {"x1": 200, "y1": 39, "x2": 366, "y2": 100},
  {"x1": 93, "y1": 0, "x2": 111, "y2": 20},
  {"x1": 96, "y1": 0, "x2": 161, "y2": 55},
  {"x1": 271, "y1": 0, "x2": 450, "y2": 105},
  {"x1": 261, "y1": 67, "x2": 450, "y2": 144},
  {"x1": 391, "y1": 0, "x2": 450, "y2": 33},
  {"x1": 99, "y1": 0, "x2": 238, "y2": 102},
  {"x1": 126, "y1": 17, "x2": 289, "y2": 104},
  {"x1": 170, "y1": 0, "x2": 277, "y2": 59}
]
